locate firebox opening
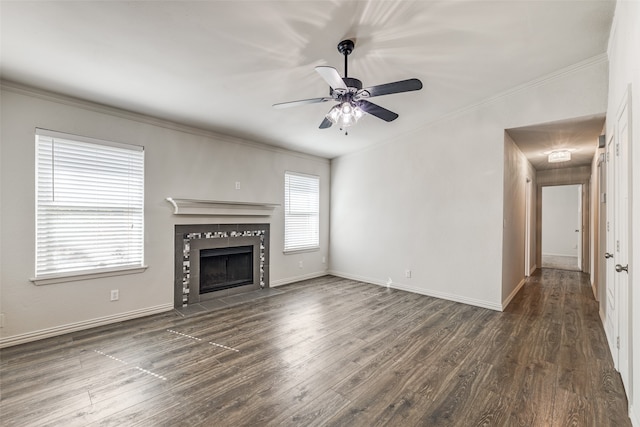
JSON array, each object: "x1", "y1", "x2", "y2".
[{"x1": 199, "y1": 245, "x2": 253, "y2": 294}]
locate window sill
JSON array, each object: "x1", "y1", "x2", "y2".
[
  {"x1": 283, "y1": 247, "x2": 320, "y2": 255},
  {"x1": 30, "y1": 265, "x2": 148, "y2": 286}
]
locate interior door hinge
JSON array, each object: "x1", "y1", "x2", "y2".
[
  {"x1": 616, "y1": 143, "x2": 620, "y2": 156},
  {"x1": 617, "y1": 336, "x2": 620, "y2": 349}
]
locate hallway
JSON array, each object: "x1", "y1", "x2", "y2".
[{"x1": 502, "y1": 268, "x2": 629, "y2": 425}]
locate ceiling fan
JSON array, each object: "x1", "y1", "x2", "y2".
[{"x1": 273, "y1": 39, "x2": 423, "y2": 132}]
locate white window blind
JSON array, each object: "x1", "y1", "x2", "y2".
[
  {"x1": 35, "y1": 129, "x2": 144, "y2": 278},
  {"x1": 284, "y1": 172, "x2": 319, "y2": 252}
]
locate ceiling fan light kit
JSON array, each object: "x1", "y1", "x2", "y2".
[
  {"x1": 326, "y1": 101, "x2": 364, "y2": 128},
  {"x1": 273, "y1": 39, "x2": 423, "y2": 133}
]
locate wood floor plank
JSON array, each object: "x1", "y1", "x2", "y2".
[
  {"x1": 420, "y1": 360, "x2": 494, "y2": 426},
  {"x1": 504, "y1": 360, "x2": 558, "y2": 426},
  {"x1": 0, "y1": 271, "x2": 631, "y2": 426},
  {"x1": 270, "y1": 388, "x2": 352, "y2": 427}
]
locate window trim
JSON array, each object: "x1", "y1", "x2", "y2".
[
  {"x1": 36, "y1": 128, "x2": 144, "y2": 152},
  {"x1": 33, "y1": 128, "x2": 145, "y2": 283},
  {"x1": 284, "y1": 171, "x2": 320, "y2": 253}
]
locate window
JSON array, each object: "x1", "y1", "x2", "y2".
[
  {"x1": 35, "y1": 129, "x2": 144, "y2": 280},
  {"x1": 284, "y1": 172, "x2": 319, "y2": 252}
]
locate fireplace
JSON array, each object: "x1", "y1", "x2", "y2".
[
  {"x1": 199, "y1": 245, "x2": 253, "y2": 293},
  {"x1": 174, "y1": 224, "x2": 270, "y2": 308}
]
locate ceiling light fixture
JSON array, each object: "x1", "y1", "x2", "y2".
[
  {"x1": 326, "y1": 101, "x2": 364, "y2": 129},
  {"x1": 548, "y1": 150, "x2": 571, "y2": 163}
]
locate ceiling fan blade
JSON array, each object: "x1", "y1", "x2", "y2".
[
  {"x1": 319, "y1": 117, "x2": 333, "y2": 129},
  {"x1": 315, "y1": 66, "x2": 347, "y2": 90},
  {"x1": 273, "y1": 97, "x2": 332, "y2": 109},
  {"x1": 358, "y1": 100, "x2": 399, "y2": 122},
  {"x1": 359, "y1": 78, "x2": 423, "y2": 98}
]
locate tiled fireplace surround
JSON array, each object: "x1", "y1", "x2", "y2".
[{"x1": 173, "y1": 224, "x2": 270, "y2": 308}]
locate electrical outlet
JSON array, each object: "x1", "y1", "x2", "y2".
[
  {"x1": 386, "y1": 278, "x2": 393, "y2": 288},
  {"x1": 235, "y1": 181, "x2": 241, "y2": 190},
  {"x1": 110, "y1": 289, "x2": 119, "y2": 301},
  {"x1": 405, "y1": 270, "x2": 412, "y2": 279},
  {"x1": 322, "y1": 256, "x2": 326, "y2": 264},
  {"x1": 298, "y1": 260, "x2": 303, "y2": 269}
]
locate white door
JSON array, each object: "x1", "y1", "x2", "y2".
[
  {"x1": 614, "y1": 87, "x2": 631, "y2": 392},
  {"x1": 605, "y1": 134, "x2": 617, "y2": 360}
]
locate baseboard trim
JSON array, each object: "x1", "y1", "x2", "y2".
[
  {"x1": 327, "y1": 270, "x2": 388, "y2": 288},
  {"x1": 502, "y1": 278, "x2": 527, "y2": 310},
  {"x1": 630, "y1": 403, "x2": 640, "y2": 427},
  {"x1": 542, "y1": 252, "x2": 579, "y2": 258},
  {"x1": 0, "y1": 303, "x2": 174, "y2": 348},
  {"x1": 529, "y1": 264, "x2": 538, "y2": 275},
  {"x1": 329, "y1": 270, "x2": 502, "y2": 311},
  {"x1": 270, "y1": 271, "x2": 328, "y2": 287}
]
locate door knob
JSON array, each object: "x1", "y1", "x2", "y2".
[
  {"x1": 615, "y1": 264, "x2": 629, "y2": 273},
  {"x1": 605, "y1": 253, "x2": 613, "y2": 259}
]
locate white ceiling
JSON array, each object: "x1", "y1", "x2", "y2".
[{"x1": 0, "y1": 1, "x2": 615, "y2": 159}]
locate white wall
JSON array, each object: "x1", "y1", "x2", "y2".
[
  {"x1": 330, "y1": 57, "x2": 608, "y2": 311},
  {"x1": 0, "y1": 85, "x2": 330, "y2": 346},
  {"x1": 542, "y1": 185, "x2": 580, "y2": 257},
  {"x1": 502, "y1": 132, "x2": 536, "y2": 307},
  {"x1": 606, "y1": 1, "x2": 640, "y2": 424}
]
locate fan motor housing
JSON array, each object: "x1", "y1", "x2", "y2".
[
  {"x1": 342, "y1": 77, "x2": 362, "y2": 90},
  {"x1": 329, "y1": 77, "x2": 363, "y2": 99}
]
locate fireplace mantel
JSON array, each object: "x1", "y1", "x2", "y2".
[{"x1": 166, "y1": 198, "x2": 279, "y2": 216}]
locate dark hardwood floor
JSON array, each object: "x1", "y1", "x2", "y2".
[{"x1": 0, "y1": 270, "x2": 630, "y2": 426}]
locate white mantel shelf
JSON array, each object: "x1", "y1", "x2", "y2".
[{"x1": 166, "y1": 198, "x2": 279, "y2": 216}]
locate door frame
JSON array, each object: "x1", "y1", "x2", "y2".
[
  {"x1": 605, "y1": 133, "x2": 617, "y2": 360},
  {"x1": 525, "y1": 177, "x2": 532, "y2": 276},
  {"x1": 538, "y1": 183, "x2": 586, "y2": 271},
  {"x1": 577, "y1": 184, "x2": 583, "y2": 270},
  {"x1": 535, "y1": 174, "x2": 590, "y2": 274}
]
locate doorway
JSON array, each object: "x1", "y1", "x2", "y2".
[{"x1": 541, "y1": 184, "x2": 582, "y2": 271}]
